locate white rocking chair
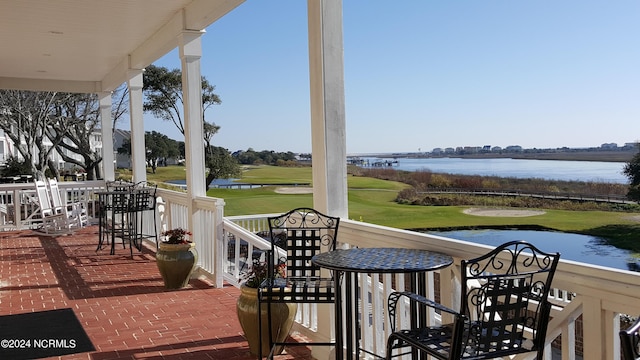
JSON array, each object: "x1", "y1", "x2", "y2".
[
  {"x1": 33, "y1": 180, "x2": 74, "y2": 236},
  {"x1": 48, "y1": 178, "x2": 88, "y2": 228}
]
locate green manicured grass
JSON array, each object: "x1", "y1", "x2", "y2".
[
  {"x1": 238, "y1": 166, "x2": 313, "y2": 185},
  {"x1": 147, "y1": 165, "x2": 640, "y2": 252},
  {"x1": 117, "y1": 166, "x2": 187, "y2": 183},
  {"x1": 211, "y1": 187, "x2": 313, "y2": 215}
]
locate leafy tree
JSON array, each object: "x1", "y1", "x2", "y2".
[
  {"x1": 203, "y1": 121, "x2": 221, "y2": 150},
  {"x1": 0, "y1": 90, "x2": 75, "y2": 179},
  {"x1": 143, "y1": 64, "x2": 233, "y2": 189},
  {"x1": 47, "y1": 93, "x2": 103, "y2": 180},
  {"x1": 145, "y1": 131, "x2": 179, "y2": 173},
  {"x1": 0, "y1": 156, "x2": 33, "y2": 177},
  {"x1": 233, "y1": 148, "x2": 298, "y2": 166},
  {"x1": 143, "y1": 65, "x2": 221, "y2": 134},
  {"x1": 205, "y1": 146, "x2": 241, "y2": 190},
  {"x1": 111, "y1": 84, "x2": 129, "y2": 133},
  {"x1": 235, "y1": 148, "x2": 259, "y2": 165},
  {"x1": 623, "y1": 146, "x2": 640, "y2": 201},
  {"x1": 118, "y1": 131, "x2": 180, "y2": 173},
  {"x1": 0, "y1": 90, "x2": 113, "y2": 180}
]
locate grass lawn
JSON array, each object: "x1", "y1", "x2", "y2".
[{"x1": 145, "y1": 165, "x2": 640, "y2": 253}]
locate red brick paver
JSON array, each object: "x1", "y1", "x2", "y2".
[{"x1": 0, "y1": 227, "x2": 313, "y2": 359}]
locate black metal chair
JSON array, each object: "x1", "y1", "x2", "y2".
[
  {"x1": 386, "y1": 240, "x2": 560, "y2": 360},
  {"x1": 127, "y1": 181, "x2": 158, "y2": 251},
  {"x1": 620, "y1": 316, "x2": 640, "y2": 360},
  {"x1": 257, "y1": 207, "x2": 340, "y2": 359},
  {"x1": 98, "y1": 182, "x2": 133, "y2": 254}
]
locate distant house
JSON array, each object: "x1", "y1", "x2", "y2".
[
  {"x1": 505, "y1": 145, "x2": 523, "y2": 152},
  {"x1": 0, "y1": 129, "x2": 8, "y2": 165},
  {"x1": 601, "y1": 143, "x2": 618, "y2": 149},
  {"x1": 431, "y1": 148, "x2": 443, "y2": 154},
  {"x1": 491, "y1": 146, "x2": 502, "y2": 152},
  {"x1": 59, "y1": 131, "x2": 103, "y2": 171},
  {"x1": 0, "y1": 128, "x2": 103, "y2": 171}
]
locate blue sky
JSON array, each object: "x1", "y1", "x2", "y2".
[{"x1": 139, "y1": 1, "x2": 640, "y2": 155}]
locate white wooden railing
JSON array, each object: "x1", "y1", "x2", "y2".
[
  {"x1": 0, "y1": 180, "x2": 105, "y2": 230},
  {"x1": 2, "y1": 183, "x2": 638, "y2": 359},
  {"x1": 221, "y1": 214, "x2": 640, "y2": 360}
]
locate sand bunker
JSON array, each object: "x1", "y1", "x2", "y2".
[{"x1": 463, "y1": 208, "x2": 546, "y2": 217}]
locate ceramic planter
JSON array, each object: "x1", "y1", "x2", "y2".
[
  {"x1": 155, "y1": 242, "x2": 198, "y2": 289},
  {"x1": 236, "y1": 284, "x2": 298, "y2": 356}
]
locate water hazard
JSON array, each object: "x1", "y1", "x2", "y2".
[{"x1": 426, "y1": 229, "x2": 640, "y2": 272}]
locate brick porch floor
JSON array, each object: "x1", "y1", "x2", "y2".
[{"x1": 0, "y1": 226, "x2": 313, "y2": 360}]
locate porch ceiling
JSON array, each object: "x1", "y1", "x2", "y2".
[{"x1": 0, "y1": 0, "x2": 244, "y2": 93}]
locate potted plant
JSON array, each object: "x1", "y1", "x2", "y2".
[
  {"x1": 236, "y1": 256, "x2": 297, "y2": 356},
  {"x1": 155, "y1": 228, "x2": 198, "y2": 289}
]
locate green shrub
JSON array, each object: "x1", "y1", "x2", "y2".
[{"x1": 1, "y1": 156, "x2": 33, "y2": 177}]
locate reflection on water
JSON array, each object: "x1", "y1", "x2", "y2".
[
  {"x1": 359, "y1": 157, "x2": 627, "y2": 183},
  {"x1": 166, "y1": 178, "x2": 249, "y2": 188},
  {"x1": 426, "y1": 229, "x2": 640, "y2": 272}
]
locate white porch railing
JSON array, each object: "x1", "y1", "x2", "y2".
[
  {"x1": 0, "y1": 180, "x2": 105, "y2": 230},
  {"x1": 219, "y1": 215, "x2": 640, "y2": 360},
  {"x1": 3, "y1": 183, "x2": 638, "y2": 359}
]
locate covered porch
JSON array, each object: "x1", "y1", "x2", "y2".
[
  {"x1": 0, "y1": 225, "x2": 312, "y2": 359},
  {"x1": 1, "y1": 0, "x2": 639, "y2": 359},
  {"x1": 1, "y1": 182, "x2": 639, "y2": 359}
]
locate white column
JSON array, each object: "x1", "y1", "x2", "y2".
[
  {"x1": 127, "y1": 70, "x2": 147, "y2": 183},
  {"x1": 308, "y1": 1, "x2": 347, "y2": 358},
  {"x1": 179, "y1": 31, "x2": 207, "y2": 278},
  {"x1": 308, "y1": 0, "x2": 348, "y2": 219},
  {"x1": 99, "y1": 92, "x2": 115, "y2": 181},
  {"x1": 180, "y1": 31, "x2": 205, "y2": 199}
]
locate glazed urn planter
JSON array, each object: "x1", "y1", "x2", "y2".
[
  {"x1": 156, "y1": 242, "x2": 198, "y2": 289},
  {"x1": 236, "y1": 284, "x2": 298, "y2": 356}
]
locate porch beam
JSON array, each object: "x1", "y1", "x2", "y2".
[
  {"x1": 0, "y1": 77, "x2": 100, "y2": 93},
  {"x1": 184, "y1": 0, "x2": 246, "y2": 30}
]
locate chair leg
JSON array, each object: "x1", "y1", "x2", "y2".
[
  {"x1": 129, "y1": 211, "x2": 135, "y2": 258},
  {"x1": 257, "y1": 295, "x2": 277, "y2": 360},
  {"x1": 266, "y1": 296, "x2": 274, "y2": 359},
  {"x1": 258, "y1": 295, "x2": 263, "y2": 359},
  {"x1": 128, "y1": 210, "x2": 143, "y2": 257}
]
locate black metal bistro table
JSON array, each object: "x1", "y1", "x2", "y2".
[{"x1": 312, "y1": 247, "x2": 453, "y2": 359}]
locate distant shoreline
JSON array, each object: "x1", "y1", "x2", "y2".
[{"x1": 363, "y1": 149, "x2": 636, "y2": 163}]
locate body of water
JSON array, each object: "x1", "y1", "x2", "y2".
[
  {"x1": 358, "y1": 157, "x2": 627, "y2": 183},
  {"x1": 427, "y1": 229, "x2": 639, "y2": 272},
  {"x1": 166, "y1": 178, "x2": 247, "y2": 188},
  {"x1": 166, "y1": 161, "x2": 636, "y2": 271}
]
